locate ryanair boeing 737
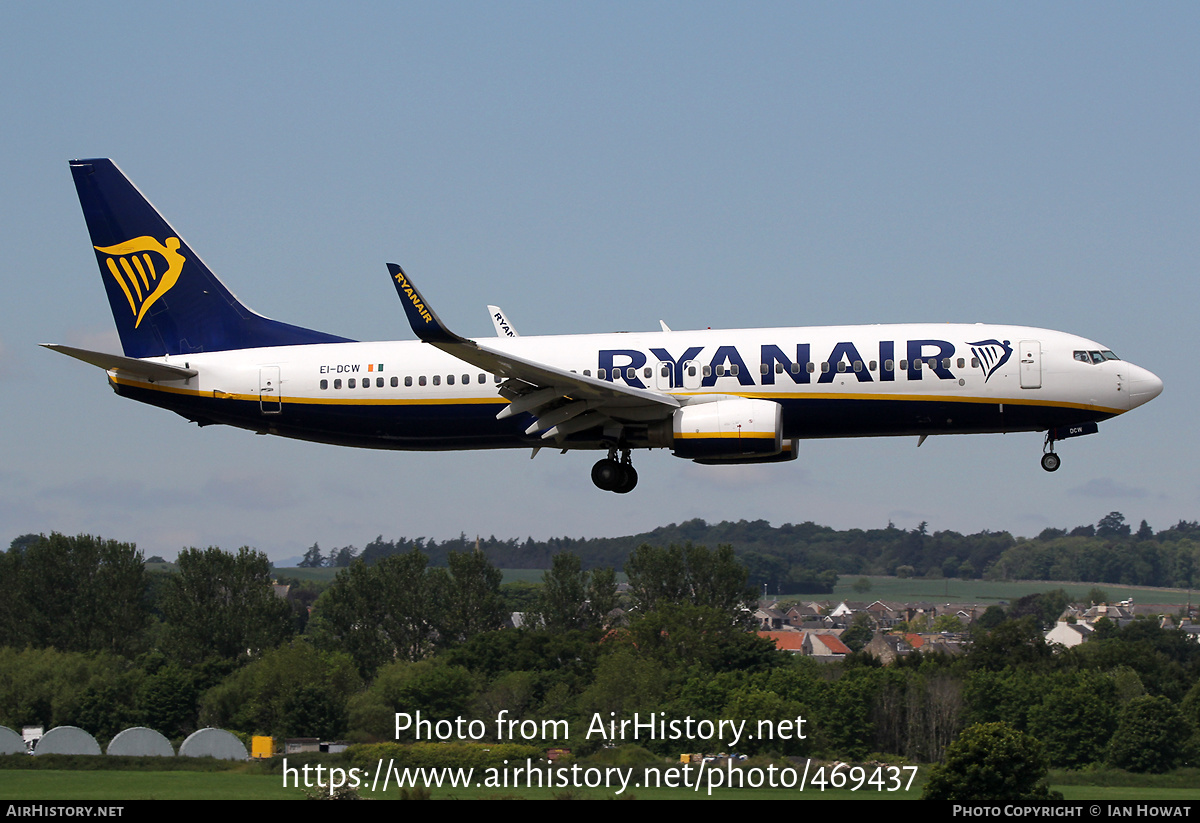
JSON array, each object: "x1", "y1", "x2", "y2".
[{"x1": 47, "y1": 159, "x2": 1163, "y2": 493}]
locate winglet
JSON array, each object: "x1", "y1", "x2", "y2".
[
  {"x1": 488, "y1": 305, "x2": 519, "y2": 337},
  {"x1": 387, "y1": 263, "x2": 458, "y2": 344}
]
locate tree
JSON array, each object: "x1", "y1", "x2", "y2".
[
  {"x1": 586, "y1": 566, "x2": 620, "y2": 628},
  {"x1": 348, "y1": 660, "x2": 475, "y2": 742},
  {"x1": 299, "y1": 542, "x2": 325, "y2": 568},
  {"x1": 198, "y1": 640, "x2": 359, "y2": 738},
  {"x1": 1026, "y1": 677, "x2": 1117, "y2": 768},
  {"x1": 536, "y1": 553, "x2": 590, "y2": 631},
  {"x1": 1097, "y1": 512, "x2": 1131, "y2": 539},
  {"x1": 161, "y1": 546, "x2": 293, "y2": 663},
  {"x1": 0, "y1": 533, "x2": 149, "y2": 656},
  {"x1": 624, "y1": 543, "x2": 755, "y2": 619},
  {"x1": 309, "y1": 549, "x2": 440, "y2": 676},
  {"x1": 967, "y1": 616, "x2": 1053, "y2": 672},
  {"x1": 1106, "y1": 695, "x2": 1195, "y2": 773},
  {"x1": 841, "y1": 613, "x2": 875, "y2": 651},
  {"x1": 1009, "y1": 589, "x2": 1070, "y2": 629},
  {"x1": 439, "y1": 549, "x2": 506, "y2": 642},
  {"x1": 923, "y1": 722, "x2": 1061, "y2": 801},
  {"x1": 932, "y1": 614, "x2": 963, "y2": 633}
]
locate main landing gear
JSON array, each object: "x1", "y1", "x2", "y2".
[
  {"x1": 1041, "y1": 432, "x2": 1061, "y2": 472},
  {"x1": 592, "y1": 448, "x2": 638, "y2": 493}
]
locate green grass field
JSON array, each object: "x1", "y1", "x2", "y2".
[
  {"x1": 823, "y1": 575, "x2": 1193, "y2": 607},
  {"x1": 272, "y1": 563, "x2": 1193, "y2": 607}
]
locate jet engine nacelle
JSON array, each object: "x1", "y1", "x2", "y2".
[{"x1": 659, "y1": 397, "x2": 785, "y2": 461}]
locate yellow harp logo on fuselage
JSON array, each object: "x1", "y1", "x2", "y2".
[{"x1": 94, "y1": 236, "x2": 185, "y2": 328}]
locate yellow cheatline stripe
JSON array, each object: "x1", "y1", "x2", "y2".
[
  {"x1": 676, "y1": 431, "x2": 776, "y2": 439},
  {"x1": 109, "y1": 375, "x2": 507, "y2": 406},
  {"x1": 108, "y1": 375, "x2": 1124, "y2": 415}
]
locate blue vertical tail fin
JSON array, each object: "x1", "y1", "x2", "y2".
[{"x1": 70, "y1": 159, "x2": 352, "y2": 358}]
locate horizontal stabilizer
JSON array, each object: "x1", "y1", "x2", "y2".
[{"x1": 41, "y1": 344, "x2": 198, "y2": 381}]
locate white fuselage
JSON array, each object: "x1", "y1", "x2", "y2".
[{"x1": 106, "y1": 322, "x2": 1161, "y2": 452}]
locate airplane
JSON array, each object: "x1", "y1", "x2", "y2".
[{"x1": 47, "y1": 158, "x2": 1163, "y2": 493}]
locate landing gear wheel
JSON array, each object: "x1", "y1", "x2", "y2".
[
  {"x1": 613, "y1": 464, "x2": 638, "y2": 494},
  {"x1": 1040, "y1": 452, "x2": 1061, "y2": 472},
  {"x1": 591, "y1": 458, "x2": 622, "y2": 490}
]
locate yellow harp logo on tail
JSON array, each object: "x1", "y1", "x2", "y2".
[{"x1": 94, "y1": 236, "x2": 185, "y2": 328}]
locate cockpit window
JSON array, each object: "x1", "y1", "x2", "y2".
[{"x1": 1074, "y1": 350, "x2": 1121, "y2": 364}]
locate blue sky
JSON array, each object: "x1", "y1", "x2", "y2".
[{"x1": 3, "y1": 3, "x2": 1196, "y2": 562}]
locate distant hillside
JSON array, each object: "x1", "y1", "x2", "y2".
[{"x1": 298, "y1": 513, "x2": 1200, "y2": 592}]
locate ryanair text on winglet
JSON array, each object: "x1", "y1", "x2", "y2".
[{"x1": 393, "y1": 271, "x2": 433, "y2": 324}]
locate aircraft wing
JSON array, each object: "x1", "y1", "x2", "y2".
[
  {"x1": 41, "y1": 344, "x2": 198, "y2": 381},
  {"x1": 387, "y1": 264, "x2": 678, "y2": 441}
]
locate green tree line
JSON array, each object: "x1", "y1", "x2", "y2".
[
  {"x1": 3, "y1": 529, "x2": 1199, "y2": 776},
  {"x1": 301, "y1": 512, "x2": 1200, "y2": 593}
]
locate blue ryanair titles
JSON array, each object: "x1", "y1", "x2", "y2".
[{"x1": 596, "y1": 338, "x2": 1012, "y2": 389}]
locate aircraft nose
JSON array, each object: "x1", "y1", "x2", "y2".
[{"x1": 1126, "y1": 364, "x2": 1163, "y2": 409}]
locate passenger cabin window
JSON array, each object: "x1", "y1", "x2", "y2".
[
  {"x1": 334, "y1": 379, "x2": 342, "y2": 389},
  {"x1": 447, "y1": 374, "x2": 455, "y2": 385},
  {"x1": 320, "y1": 379, "x2": 328, "y2": 390},
  {"x1": 377, "y1": 377, "x2": 384, "y2": 387},
  {"x1": 405, "y1": 376, "x2": 413, "y2": 387},
  {"x1": 433, "y1": 375, "x2": 441, "y2": 386},
  {"x1": 348, "y1": 378, "x2": 357, "y2": 388},
  {"x1": 419, "y1": 376, "x2": 427, "y2": 386}
]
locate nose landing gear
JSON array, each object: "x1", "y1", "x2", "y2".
[
  {"x1": 591, "y1": 448, "x2": 638, "y2": 493},
  {"x1": 1041, "y1": 431, "x2": 1060, "y2": 472}
]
